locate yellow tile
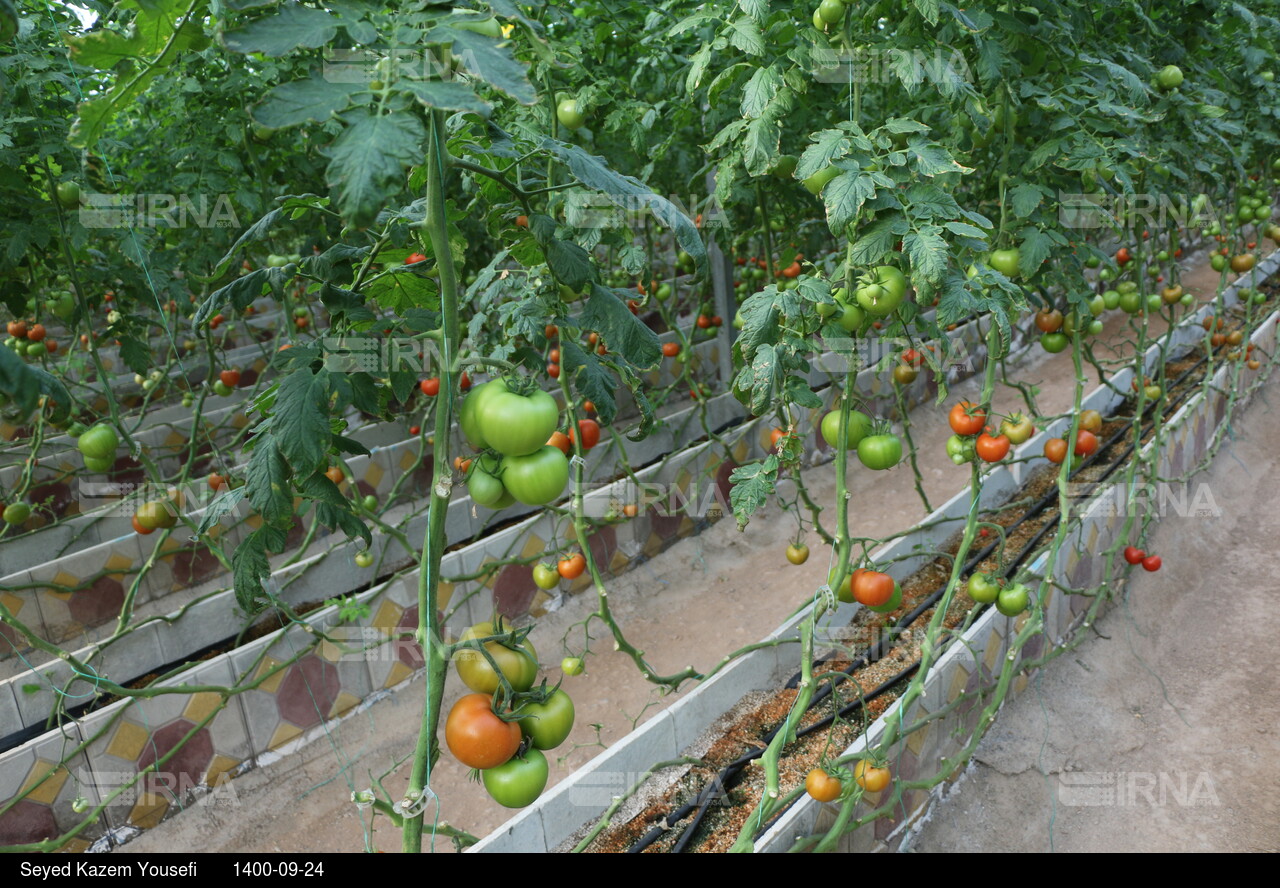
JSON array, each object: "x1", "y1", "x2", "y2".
[
  {"x1": 371, "y1": 600, "x2": 403, "y2": 635},
  {"x1": 519, "y1": 534, "x2": 545, "y2": 560},
  {"x1": 947, "y1": 664, "x2": 971, "y2": 702},
  {"x1": 268, "y1": 722, "x2": 303, "y2": 750},
  {"x1": 383, "y1": 661, "x2": 414, "y2": 689},
  {"x1": 57, "y1": 838, "x2": 90, "y2": 854},
  {"x1": 182, "y1": 691, "x2": 224, "y2": 723},
  {"x1": 104, "y1": 553, "x2": 133, "y2": 574},
  {"x1": 438, "y1": 580, "x2": 454, "y2": 612},
  {"x1": 0, "y1": 591, "x2": 24, "y2": 615},
  {"x1": 609, "y1": 550, "x2": 631, "y2": 573},
  {"x1": 906, "y1": 723, "x2": 929, "y2": 756},
  {"x1": 205, "y1": 755, "x2": 240, "y2": 788},
  {"x1": 106, "y1": 722, "x2": 151, "y2": 762},
  {"x1": 254, "y1": 656, "x2": 286, "y2": 694},
  {"x1": 21, "y1": 760, "x2": 69, "y2": 804},
  {"x1": 399, "y1": 449, "x2": 418, "y2": 472},
  {"x1": 364, "y1": 462, "x2": 385, "y2": 490},
  {"x1": 328, "y1": 692, "x2": 360, "y2": 719},
  {"x1": 129, "y1": 792, "x2": 170, "y2": 829},
  {"x1": 232, "y1": 413, "x2": 249, "y2": 430}
]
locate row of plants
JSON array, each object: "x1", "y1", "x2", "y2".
[{"x1": 1, "y1": 0, "x2": 1279, "y2": 853}]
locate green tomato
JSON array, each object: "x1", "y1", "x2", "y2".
[
  {"x1": 83, "y1": 455, "x2": 114, "y2": 473},
  {"x1": 1088, "y1": 319, "x2": 1105, "y2": 335},
  {"x1": 482, "y1": 748, "x2": 548, "y2": 809},
  {"x1": 996, "y1": 582, "x2": 1031, "y2": 616},
  {"x1": 459, "y1": 379, "x2": 505, "y2": 450},
  {"x1": 815, "y1": 300, "x2": 838, "y2": 318},
  {"x1": 467, "y1": 454, "x2": 508, "y2": 508},
  {"x1": 803, "y1": 165, "x2": 840, "y2": 195},
  {"x1": 354, "y1": 551, "x2": 374, "y2": 568},
  {"x1": 1118, "y1": 290, "x2": 1143, "y2": 314},
  {"x1": 820, "y1": 409, "x2": 872, "y2": 449},
  {"x1": 518, "y1": 689, "x2": 575, "y2": 750},
  {"x1": 1088, "y1": 295, "x2": 1106, "y2": 317},
  {"x1": 361, "y1": 495, "x2": 379, "y2": 511},
  {"x1": 656, "y1": 283, "x2": 672, "y2": 301},
  {"x1": 1000, "y1": 413, "x2": 1036, "y2": 445},
  {"x1": 828, "y1": 566, "x2": 854, "y2": 603},
  {"x1": 562, "y1": 657, "x2": 585, "y2": 677},
  {"x1": 854, "y1": 266, "x2": 908, "y2": 317},
  {"x1": 1084, "y1": 256, "x2": 1101, "y2": 269},
  {"x1": 77, "y1": 424, "x2": 119, "y2": 460},
  {"x1": 533, "y1": 563, "x2": 560, "y2": 590},
  {"x1": 478, "y1": 387, "x2": 559, "y2": 457},
  {"x1": 1210, "y1": 254, "x2": 1227, "y2": 272},
  {"x1": 454, "y1": 16, "x2": 503, "y2": 38},
  {"x1": 456, "y1": 621, "x2": 539, "y2": 694},
  {"x1": 1156, "y1": 65, "x2": 1183, "y2": 90},
  {"x1": 500, "y1": 445, "x2": 569, "y2": 506},
  {"x1": 770, "y1": 155, "x2": 798, "y2": 179},
  {"x1": 26, "y1": 342, "x2": 45, "y2": 357},
  {"x1": 55, "y1": 181, "x2": 81, "y2": 208},
  {"x1": 3, "y1": 502, "x2": 31, "y2": 525},
  {"x1": 213, "y1": 380, "x2": 233, "y2": 396},
  {"x1": 1146, "y1": 293, "x2": 1163, "y2": 312},
  {"x1": 834, "y1": 295, "x2": 867, "y2": 331},
  {"x1": 1098, "y1": 267, "x2": 1115, "y2": 281},
  {"x1": 817, "y1": 0, "x2": 845, "y2": 23},
  {"x1": 556, "y1": 98, "x2": 586, "y2": 131},
  {"x1": 1040, "y1": 332, "x2": 1069, "y2": 353},
  {"x1": 987, "y1": 248, "x2": 1021, "y2": 278},
  {"x1": 967, "y1": 572, "x2": 1001, "y2": 604},
  {"x1": 946, "y1": 434, "x2": 976, "y2": 465},
  {"x1": 857, "y1": 433, "x2": 902, "y2": 470},
  {"x1": 1102, "y1": 289, "x2": 1121, "y2": 310}
]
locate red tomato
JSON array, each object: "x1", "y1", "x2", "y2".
[
  {"x1": 420, "y1": 378, "x2": 440, "y2": 396},
  {"x1": 975, "y1": 433, "x2": 1011, "y2": 462},
  {"x1": 949, "y1": 402, "x2": 986, "y2": 436},
  {"x1": 569, "y1": 419, "x2": 600, "y2": 450}
]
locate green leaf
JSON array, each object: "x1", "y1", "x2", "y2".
[
  {"x1": 274, "y1": 369, "x2": 331, "y2": 474},
  {"x1": 849, "y1": 216, "x2": 906, "y2": 265},
  {"x1": 222, "y1": 4, "x2": 340, "y2": 56},
  {"x1": 913, "y1": 0, "x2": 941, "y2": 25},
  {"x1": 727, "y1": 17, "x2": 765, "y2": 55},
  {"x1": 543, "y1": 140, "x2": 707, "y2": 280},
  {"x1": 323, "y1": 111, "x2": 427, "y2": 229},
  {"x1": 426, "y1": 26, "x2": 536, "y2": 104},
  {"x1": 742, "y1": 116, "x2": 780, "y2": 177},
  {"x1": 316, "y1": 502, "x2": 373, "y2": 546},
  {"x1": 253, "y1": 76, "x2": 360, "y2": 129},
  {"x1": 579, "y1": 285, "x2": 661, "y2": 369},
  {"x1": 0, "y1": 344, "x2": 39, "y2": 415},
  {"x1": 246, "y1": 441, "x2": 293, "y2": 528},
  {"x1": 400, "y1": 80, "x2": 493, "y2": 116},
  {"x1": 198, "y1": 487, "x2": 248, "y2": 535},
  {"x1": 194, "y1": 267, "x2": 293, "y2": 325},
  {"x1": 904, "y1": 226, "x2": 949, "y2": 284},
  {"x1": 905, "y1": 138, "x2": 970, "y2": 177},
  {"x1": 1009, "y1": 183, "x2": 1046, "y2": 218},
  {"x1": 796, "y1": 129, "x2": 851, "y2": 179},
  {"x1": 113, "y1": 336, "x2": 148, "y2": 376},
  {"x1": 733, "y1": 342, "x2": 782, "y2": 416},
  {"x1": 737, "y1": 0, "x2": 768, "y2": 20},
  {"x1": 1018, "y1": 228, "x2": 1055, "y2": 278},
  {"x1": 741, "y1": 66, "x2": 782, "y2": 119},
  {"x1": 211, "y1": 209, "x2": 285, "y2": 277},
  {"x1": 728, "y1": 457, "x2": 778, "y2": 531},
  {"x1": 560, "y1": 340, "x2": 618, "y2": 426},
  {"x1": 825, "y1": 172, "x2": 877, "y2": 235},
  {"x1": 232, "y1": 529, "x2": 272, "y2": 615}
]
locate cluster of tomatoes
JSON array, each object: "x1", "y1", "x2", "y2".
[
  {"x1": 4, "y1": 319, "x2": 58, "y2": 361},
  {"x1": 1202, "y1": 315, "x2": 1264, "y2": 368},
  {"x1": 1043, "y1": 408, "x2": 1102, "y2": 466},
  {"x1": 946, "y1": 401, "x2": 1034, "y2": 466},
  {"x1": 819, "y1": 407, "x2": 902, "y2": 471},
  {"x1": 447, "y1": 376, "x2": 586, "y2": 509},
  {"x1": 446, "y1": 618, "x2": 576, "y2": 808},
  {"x1": 1124, "y1": 546, "x2": 1162, "y2": 572},
  {"x1": 804, "y1": 759, "x2": 892, "y2": 803},
  {"x1": 965, "y1": 572, "x2": 1032, "y2": 616}
]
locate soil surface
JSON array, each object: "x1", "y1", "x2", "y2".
[{"x1": 119, "y1": 248, "x2": 1278, "y2": 853}]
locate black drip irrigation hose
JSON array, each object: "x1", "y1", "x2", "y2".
[{"x1": 624, "y1": 345, "x2": 1217, "y2": 854}]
